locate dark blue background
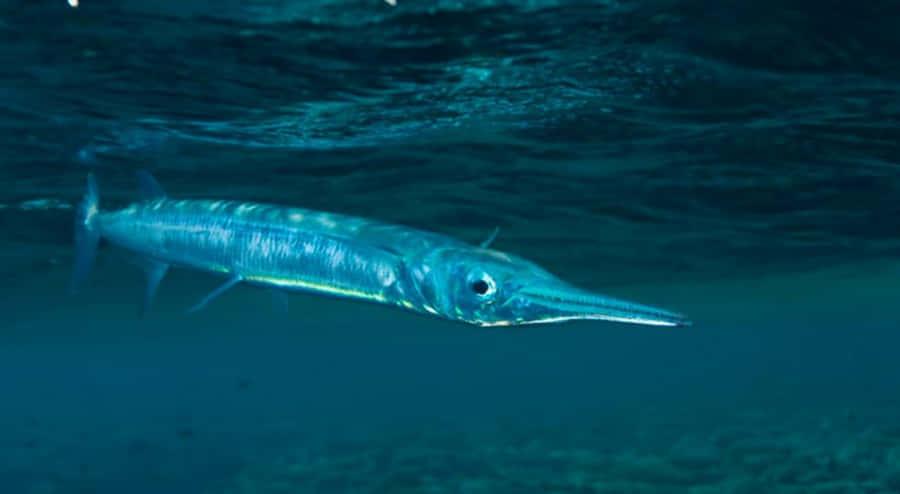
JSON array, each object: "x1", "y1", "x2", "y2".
[{"x1": 2, "y1": 1, "x2": 899, "y2": 492}]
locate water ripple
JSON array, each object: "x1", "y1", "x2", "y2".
[{"x1": 1, "y1": 0, "x2": 899, "y2": 283}]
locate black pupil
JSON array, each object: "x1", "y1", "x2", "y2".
[{"x1": 471, "y1": 279, "x2": 490, "y2": 295}]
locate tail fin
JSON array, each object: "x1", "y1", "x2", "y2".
[{"x1": 70, "y1": 173, "x2": 101, "y2": 294}]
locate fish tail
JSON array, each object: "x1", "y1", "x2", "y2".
[{"x1": 70, "y1": 172, "x2": 101, "y2": 294}]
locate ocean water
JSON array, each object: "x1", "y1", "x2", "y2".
[{"x1": 2, "y1": 0, "x2": 900, "y2": 492}]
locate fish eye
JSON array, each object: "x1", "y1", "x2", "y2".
[
  {"x1": 471, "y1": 279, "x2": 490, "y2": 295},
  {"x1": 468, "y1": 273, "x2": 496, "y2": 297}
]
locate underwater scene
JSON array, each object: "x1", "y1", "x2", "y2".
[{"x1": 2, "y1": 0, "x2": 900, "y2": 492}]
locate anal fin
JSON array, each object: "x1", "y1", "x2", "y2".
[
  {"x1": 140, "y1": 260, "x2": 170, "y2": 316},
  {"x1": 187, "y1": 274, "x2": 243, "y2": 314}
]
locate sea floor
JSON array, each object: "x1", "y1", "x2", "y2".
[
  {"x1": 212, "y1": 406, "x2": 900, "y2": 494},
  {"x1": 5, "y1": 404, "x2": 900, "y2": 493}
]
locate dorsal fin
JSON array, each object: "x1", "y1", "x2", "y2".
[{"x1": 136, "y1": 170, "x2": 166, "y2": 201}]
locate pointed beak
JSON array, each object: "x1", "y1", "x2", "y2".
[{"x1": 514, "y1": 281, "x2": 691, "y2": 327}]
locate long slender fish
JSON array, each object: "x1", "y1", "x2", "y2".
[{"x1": 70, "y1": 171, "x2": 691, "y2": 327}]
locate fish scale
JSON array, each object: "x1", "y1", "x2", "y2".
[{"x1": 102, "y1": 198, "x2": 408, "y2": 306}]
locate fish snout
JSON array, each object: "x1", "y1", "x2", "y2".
[{"x1": 514, "y1": 282, "x2": 691, "y2": 327}]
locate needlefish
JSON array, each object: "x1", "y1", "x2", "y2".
[{"x1": 69, "y1": 171, "x2": 691, "y2": 327}]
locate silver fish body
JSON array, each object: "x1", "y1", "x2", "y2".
[
  {"x1": 71, "y1": 171, "x2": 691, "y2": 327},
  {"x1": 98, "y1": 199, "x2": 415, "y2": 307}
]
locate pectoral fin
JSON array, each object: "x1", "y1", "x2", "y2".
[{"x1": 187, "y1": 274, "x2": 243, "y2": 314}]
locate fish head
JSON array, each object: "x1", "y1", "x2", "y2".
[{"x1": 412, "y1": 246, "x2": 691, "y2": 328}]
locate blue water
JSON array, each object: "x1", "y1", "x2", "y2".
[{"x1": 3, "y1": 0, "x2": 900, "y2": 492}]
